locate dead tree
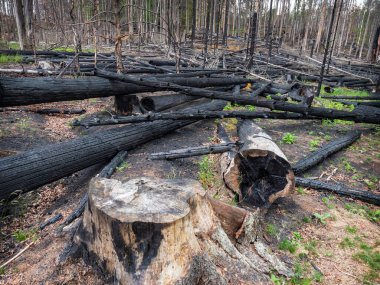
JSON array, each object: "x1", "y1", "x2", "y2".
[{"x1": 221, "y1": 120, "x2": 295, "y2": 207}]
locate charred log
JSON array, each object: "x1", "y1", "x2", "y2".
[
  {"x1": 295, "y1": 177, "x2": 380, "y2": 206},
  {"x1": 0, "y1": 100, "x2": 226, "y2": 201},
  {"x1": 292, "y1": 131, "x2": 361, "y2": 175},
  {"x1": 149, "y1": 142, "x2": 239, "y2": 160}
]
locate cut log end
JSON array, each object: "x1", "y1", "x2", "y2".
[{"x1": 222, "y1": 120, "x2": 295, "y2": 208}]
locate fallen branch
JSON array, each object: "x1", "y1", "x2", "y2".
[
  {"x1": 72, "y1": 111, "x2": 318, "y2": 127},
  {"x1": 39, "y1": 213, "x2": 63, "y2": 230},
  {"x1": 0, "y1": 241, "x2": 34, "y2": 269},
  {"x1": 292, "y1": 131, "x2": 361, "y2": 174},
  {"x1": 295, "y1": 177, "x2": 380, "y2": 206},
  {"x1": 149, "y1": 142, "x2": 239, "y2": 160}
]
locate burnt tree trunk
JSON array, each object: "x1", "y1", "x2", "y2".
[
  {"x1": 0, "y1": 76, "x2": 254, "y2": 107},
  {"x1": 0, "y1": 100, "x2": 226, "y2": 200},
  {"x1": 221, "y1": 120, "x2": 295, "y2": 207},
  {"x1": 95, "y1": 69, "x2": 380, "y2": 124},
  {"x1": 292, "y1": 131, "x2": 361, "y2": 174}
]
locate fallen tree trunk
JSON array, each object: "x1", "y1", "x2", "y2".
[
  {"x1": 292, "y1": 131, "x2": 361, "y2": 174},
  {"x1": 221, "y1": 120, "x2": 295, "y2": 207},
  {"x1": 73, "y1": 177, "x2": 292, "y2": 284},
  {"x1": 0, "y1": 75, "x2": 253, "y2": 107},
  {"x1": 0, "y1": 100, "x2": 226, "y2": 200},
  {"x1": 149, "y1": 142, "x2": 239, "y2": 160},
  {"x1": 72, "y1": 110, "x2": 317, "y2": 127},
  {"x1": 321, "y1": 95, "x2": 380, "y2": 100},
  {"x1": 0, "y1": 107, "x2": 86, "y2": 115},
  {"x1": 95, "y1": 69, "x2": 380, "y2": 124},
  {"x1": 140, "y1": 94, "x2": 198, "y2": 112},
  {"x1": 295, "y1": 177, "x2": 380, "y2": 206},
  {"x1": 333, "y1": 100, "x2": 380, "y2": 108}
]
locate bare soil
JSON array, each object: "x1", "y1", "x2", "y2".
[{"x1": 0, "y1": 71, "x2": 379, "y2": 285}]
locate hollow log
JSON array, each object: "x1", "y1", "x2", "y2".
[
  {"x1": 95, "y1": 69, "x2": 380, "y2": 124},
  {"x1": 292, "y1": 131, "x2": 361, "y2": 175},
  {"x1": 222, "y1": 120, "x2": 295, "y2": 207},
  {"x1": 74, "y1": 177, "x2": 292, "y2": 284},
  {"x1": 295, "y1": 177, "x2": 380, "y2": 206},
  {"x1": 140, "y1": 94, "x2": 198, "y2": 112},
  {"x1": 0, "y1": 100, "x2": 226, "y2": 201}
]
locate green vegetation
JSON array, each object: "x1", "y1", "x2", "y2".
[
  {"x1": 52, "y1": 47, "x2": 76, "y2": 52},
  {"x1": 313, "y1": 212, "x2": 331, "y2": 225},
  {"x1": 0, "y1": 54, "x2": 22, "y2": 63},
  {"x1": 198, "y1": 156, "x2": 215, "y2": 189},
  {"x1": 345, "y1": 225, "x2": 358, "y2": 234},
  {"x1": 223, "y1": 102, "x2": 256, "y2": 111},
  {"x1": 321, "y1": 196, "x2": 334, "y2": 209},
  {"x1": 320, "y1": 86, "x2": 370, "y2": 97},
  {"x1": 279, "y1": 232, "x2": 303, "y2": 254},
  {"x1": 340, "y1": 237, "x2": 356, "y2": 248},
  {"x1": 0, "y1": 266, "x2": 5, "y2": 276},
  {"x1": 266, "y1": 223, "x2": 278, "y2": 237},
  {"x1": 290, "y1": 261, "x2": 323, "y2": 285},
  {"x1": 13, "y1": 228, "x2": 37, "y2": 243},
  {"x1": 296, "y1": 187, "x2": 305, "y2": 195},
  {"x1": 282, "y1": 132, "x2": 296, "y2": 144},
  {"x1": 116, "y1": 161, "x2": 130, "y2": 172},
  {"x1": 309, "y1": 139, "x2": 321, "y2": 151},
  {"x1": 270, "y1": 274, "x2": 285, "y2": 285},
  {"x1": 354, "y1": 243, "x2": 380, "y2": 284},
  {"x1": 345, "y1": 203, "x2": 380, "y2": 223}
]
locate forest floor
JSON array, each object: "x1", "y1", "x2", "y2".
[{"x1": 0, "y1": 62, "x2": 379, "y2": 285}]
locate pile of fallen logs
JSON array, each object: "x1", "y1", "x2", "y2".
[{"x1": 1, "y1": 46, "x2": 380, "y2": 283}]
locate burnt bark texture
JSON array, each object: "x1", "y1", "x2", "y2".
[{"x1": 0, "y1": 100, "x2": 226, "y2": 201}]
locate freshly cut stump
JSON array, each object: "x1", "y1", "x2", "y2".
[{"x1": 74, "y1": 177, "x2": 292, "y2": 284}]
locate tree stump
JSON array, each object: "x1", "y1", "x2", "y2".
[{"x1": 73, "y1": 177, "x2": 292, "y2": 284}]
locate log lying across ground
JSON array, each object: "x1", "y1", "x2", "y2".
[
  {"x1": 72, "y1": 111, "x2": 318, "y2": 127},
  {"x1": 140, "y1": 93, "x2": 198, "y2": 112},
  {"x1": 0, "y1": 75, "x2": 254, "y2": 107},
  {"x1": 149, "y1": 142, "x2": 239, "y2": 160},
  {"x1": 74, "y1": 177, "x2": 292, "y2": 284},
  {"x1": 221, "y1": 120, "x2": 295, "y2": 207},
  {"x1": 0, "y1": 100, "x2": 226, "y2": 200},
  {"x1": 95, "y1": 69, "x2": 380, "y2": 124},
  {"x1": 0, "y1": 107, "x2": 86, "y2": 115},
  {"x1": 295, "y1": 177, "x2": 380, "y2": 206},
  {"x1": 292, "y1": 130, "x2": 361, "y2": 175}
]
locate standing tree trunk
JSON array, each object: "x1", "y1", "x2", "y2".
[
  {"x1": 222, "y1": 0, "x2": 229, "y2": 46},
  {"x1": 13, "y1": 0, "x2": 33, "y2": 50},
  {"x1": 191, "y1": 0, "x2": 197, "y2": 47},
  {"x1": 315, "y1": 0, "x2": 327, "y2": 53}
]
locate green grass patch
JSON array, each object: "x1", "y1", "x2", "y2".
[
  {"x1": 345, "y1": 225, "x2": 358, "y2": 234},
  {"x1": 116, "y1": 161, "x2": 130, "y2": 172},
  {"x1": 0, "y1": 54, "x2": 22, "y2": 63},
  {"x1": 53, "y1": 47, "x2": 76, "y2": 52},
  {"x1": 309, "y1": 139, "x2": 321, "y2": 151},
  {"x1": 282, "y1": 132, "x2": 296, "y2": 144},
  {"x1": 198, "y1": 156, "x2": 215, "y2": 189},
  {"x1": 320, "y1": 86, "x2": 370, "y2": 97},
  {"x1": 266, "y1": 223, "x2": 278, "y2": 237},
  {"x1": 345, "y1": 203, "x2": 380, "y2": 223},
  {"x1": 354, "y1": 243, "x2": 380, "y2": 284},
  {"x1": 313, "y1": 212, "x2": 331, "y2": 225},
  {"x1": 12, "y1": 228, "x2": 38, "y2": 243}
]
